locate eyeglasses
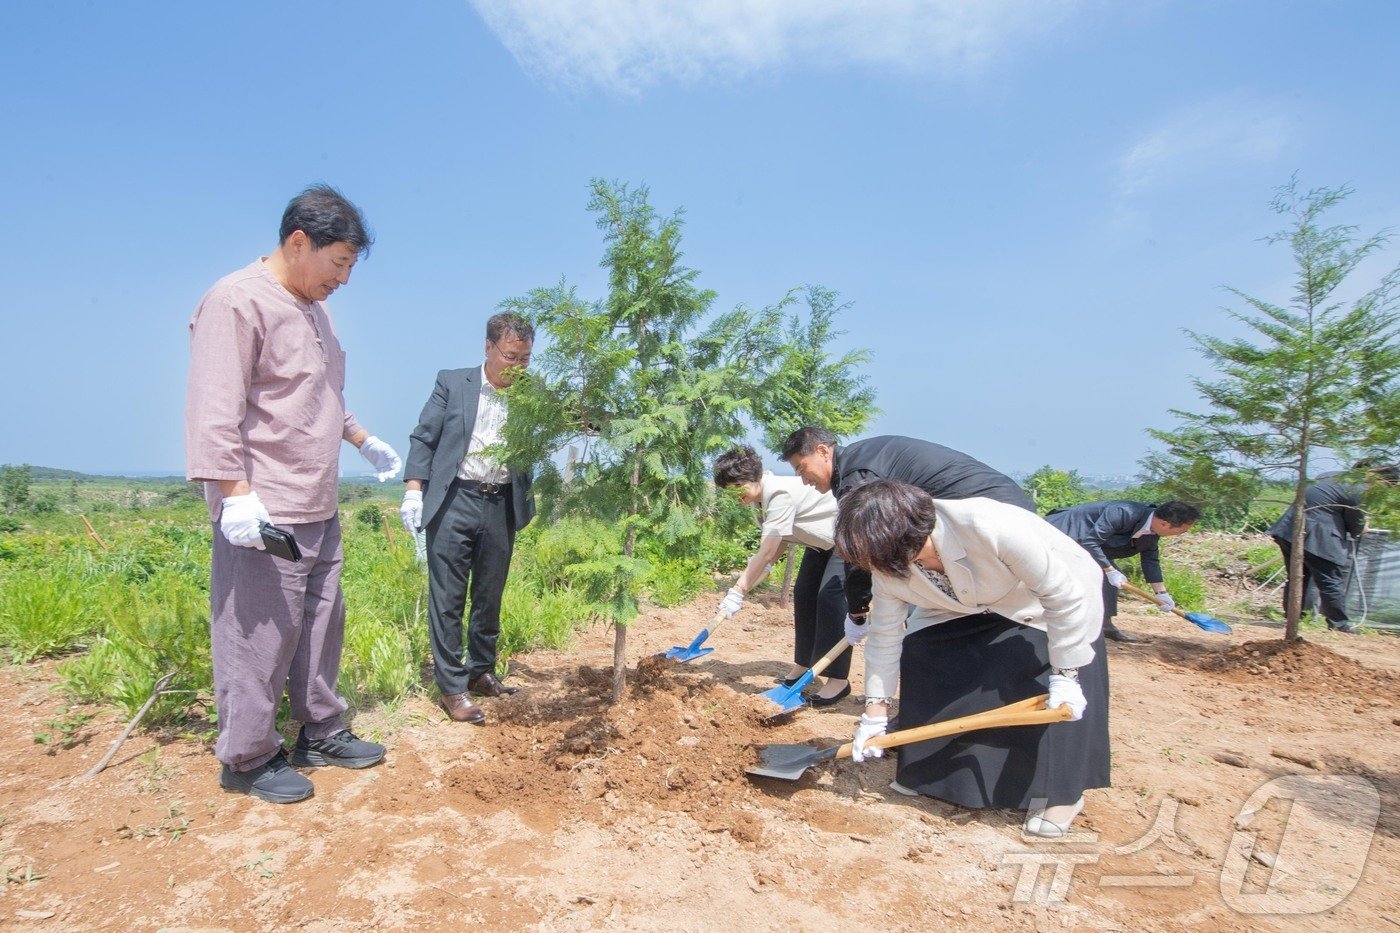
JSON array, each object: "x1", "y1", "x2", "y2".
[{"x1": 490, "y1": 341, "x2": 531, "y2": 365}]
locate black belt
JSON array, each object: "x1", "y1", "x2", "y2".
[{"x1": 459, "y1": 479, "x2": 511, "y2": 497}]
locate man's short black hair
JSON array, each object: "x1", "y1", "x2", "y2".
[
  {"x1": 1156, "y1": 501, "x2": 1201, "y2": 526},
  {"x1": 487, "y1": 311, "x2": 535, "y2": 344},
  {"x1": 713, "y1": 446, "x2": 764, "y2": 487},
  {"x1": 279, "y1": 184, "x2": 374, "y2": 256},
  {"x1": 780, "y1": 426, "x2": 837, "y2": 462}
]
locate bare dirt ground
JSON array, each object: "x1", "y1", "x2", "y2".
[{"x1": 2, "y1": 540, "x2": 1398, "y2": 931}]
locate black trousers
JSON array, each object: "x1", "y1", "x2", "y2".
[
  {"x1": 426, "y1": 480, "x2": 516, "y2": 693},
  {"x1": 1274, "y1": 538, "x2": 1350, "y2": 625},
  {"x1": 792, "y1": 547, "x2": 851, "y2": 679},
  {"x1": 896, "y1": 614, "x2": 1111, "y2": 809}
]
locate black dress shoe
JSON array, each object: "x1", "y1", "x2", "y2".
[
  {"x1": 809, "y1": 683, "x2": 851, "y2": 707},
  {"x1": 1103, "y1": 624, "x2": 1146, "y2": 643},
  {"x1": 468, "y1": 671, "x2": 519, "y2": 697},
  {"x1": 774, "y1": 675, "x2": 802, "y2": 687}
]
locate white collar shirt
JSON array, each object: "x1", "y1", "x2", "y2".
[{"x1": 457, "y1": 377, "x2": 511, "y2": 484}]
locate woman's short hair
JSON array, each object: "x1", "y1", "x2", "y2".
[
  {"x1": 713, "y1": 445, "x2": 763, "y2": 487},
  {"x1": 835, "y1": 478, "x2": 936, "y2": 576}
]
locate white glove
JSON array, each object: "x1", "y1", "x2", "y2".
[
  {"x1": 844, "y1": 614, "x2": 870, "y2": 646},
  {"x1": 1048, "y1": 673, "x2": 1087, "y2": 721},
  {"x1": 220, "y1": 492, "x2": 269, "y2": 549},
  {"x1": 400, "y1": 489, "x2": 424, "y2": 534},
  {"x1": 1155, "y1": 592, "x2": 1176, "y2": 612},
  {"x1": 852, "y1": 713, "x2": 888, "y2": 762},
  {"x1": 718, "y1": 587, "x2": 744, "y2": 618},
  {"x1": 359, "y1": 435, "x2": 403, "y2": 482},
  {"x1": 1105, "y1": 569, "x2": 1128, "y2": 588}
]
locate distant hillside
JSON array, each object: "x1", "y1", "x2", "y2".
[{"x1": 21, "y1": 466, "x2": 186, "y2": 483}]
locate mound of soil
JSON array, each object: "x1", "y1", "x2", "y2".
[
  {"x1": 440, "y1": 658, "x2": 781, "y2": 844},
  {"x1": 1197, "y1": 637, "x2": 1398, "y2": 696}
]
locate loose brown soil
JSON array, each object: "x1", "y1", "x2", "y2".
[
  {"x1": 1, "y1": 549, "x2": 1397, "y2": 930},
  {"x1": 1200, "y1": 638, "x2": 1399, "y2": 697}
]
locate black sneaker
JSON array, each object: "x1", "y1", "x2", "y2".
[
  {"x1": 219, "y1": 750, "x2": 314, "y2": 804},
  {"x1": 289, "y1": 727, "x2": 385, "y2": 769}
]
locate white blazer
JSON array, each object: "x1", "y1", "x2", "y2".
[{"x1": 864, "y1": 497, "x2": 1102, "y2": 698}]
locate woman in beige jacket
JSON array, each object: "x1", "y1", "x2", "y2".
[{"x1": 835, "y1": 478, "x2": 1108, "y2": 838}]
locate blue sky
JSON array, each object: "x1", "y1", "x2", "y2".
[{"x1": 2, "y1": 1, "x2": 1397, "y2": 479}]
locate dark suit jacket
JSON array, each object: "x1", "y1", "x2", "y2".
[
  {"x1": 832, "y1": 435, "x2": 1034, "y2": 614},
  {"x1": 1045, "y1": 500, "x2": 1163, "y2": 584},
  {"x1": 404, "y1": 365, "x2": 536, "y2": 531},
  {"x1": 1267, "y1": 473, "x2": 1364, "y2": 565}
]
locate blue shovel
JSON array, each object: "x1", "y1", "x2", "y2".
[
  {"x1": 1121, "y1": 581, "x2": 1232, "y2": 634},
  {"x1": 663, "y1": 611, "x2": 728, "y2": 663},
  {"x1": 760, "y1": 636, "x2": 852, "y2": 717}
]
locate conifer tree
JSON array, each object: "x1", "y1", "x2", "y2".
[{"x1": 1145, "y1": 179, "x2": 1400, "y2": 639}]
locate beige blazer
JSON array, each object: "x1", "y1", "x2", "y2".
[
  {"x1": 864, "y1": 497, "x2": 1102, "y2": 698},
  {"x1": 759, "y1": 473, "x2": 837, "y2": 550}
]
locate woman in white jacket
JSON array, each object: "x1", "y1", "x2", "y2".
[
  {"x1": 714, "y1": 446, "x2": 852, "y2": 705},
  {"x1": 834, "y1": 478, "x2": 1109, "y2": 838}
]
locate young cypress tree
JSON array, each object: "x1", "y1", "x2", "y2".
[
  {"x1": 500, "y1": 180, "x2": 786, "y2": 700},
  {"x1": 1145, "y1": 179, "x2": 1400, "y2": 640}
]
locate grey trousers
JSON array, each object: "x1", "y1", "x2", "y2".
[
  {"x1": 425, "y1": 480, "x2": 516, "y2": 694},
  {"x1": 210, "y1": 515, "x2": 349, "y2": 772}
]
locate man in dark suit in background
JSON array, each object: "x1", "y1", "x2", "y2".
[
  {"x1": 401, "y1": 313, "x2": 537, "y2": 723},
  {"x1": 1046, "y1": 500, "x2": 1200, "y2": 643},
  {"x1": 780, "y1": 428, "x2": 1035, "y2": 644},
  {"x1": 1266, "y1": 465, "x2": 1397, "y2": 633}
]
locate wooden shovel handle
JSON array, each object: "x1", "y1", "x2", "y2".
[
  {"x1": 1119, "y1": 580, "x2": 1191, "y2": 622},
  {"x1": 834, "y1": 694, "x2": 1072, "y2": 760},
  {"x1": 805, "y1": 636, "x2": 852, "y2": 680}
]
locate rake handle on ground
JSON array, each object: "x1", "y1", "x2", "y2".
[
  {"x1": 833, "y1": 695, "x2": 1071, "y2": 761},
  {"x1": 1120, "y1": 580, "x2": 1192, "y2": 622}
]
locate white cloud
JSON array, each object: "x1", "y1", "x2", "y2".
[
  {"x1": 469, "y1": 0, "x2": 1086, "y2": 93},
  {"x1": 1117, "y1": 94, "x2": 1294, "y2": 195}
]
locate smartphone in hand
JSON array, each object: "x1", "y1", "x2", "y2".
[{"x1": 259, "y1": 522, "x2": 302, "y2": 562}]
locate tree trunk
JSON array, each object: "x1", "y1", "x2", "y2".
[
  {"x1": 1284, "y1": 463, "x2": 1310, "y2": 641},
  {"x1": 612, "y1": 444, "x2": 644, "y2": 704}
]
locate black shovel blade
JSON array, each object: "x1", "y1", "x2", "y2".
[{"x1": 745, "y1": 742, "x2": 840, "y2": 781}]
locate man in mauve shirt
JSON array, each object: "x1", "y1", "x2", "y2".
[{"x1": 185, "y1": 185, "x2": 402, "y2": 804}]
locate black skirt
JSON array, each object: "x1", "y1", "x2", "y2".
[{"x1": 895, "y1": 613, "x2": 1110, "y2": 809}]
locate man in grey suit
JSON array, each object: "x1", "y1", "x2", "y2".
[
  {"x1": 781, "y1": 428, "x2": 1035, "y2": 643},
  {"x1": 401, "y1": 313, "x2": 537, "y2": 724},
  {"x1": 1266, "y1": 467, "x2": 1396, "y2": 633},
  {"x1": 1046, "y1": 500, "x2": 1199, "y2": 643}
]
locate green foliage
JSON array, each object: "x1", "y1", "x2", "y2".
[
  {"x1": 1143, "y1": 179, "x2": 1400, "y2": 636},
  {"x1": 1023, "y1": 465, "x2": 1092, "y2": 514},
  {"x1": 1123, "y1": 560, "x2": 1207, "y2": 612},
  {"x1": 33, "y1": 707, "x2": 99, "y2": 750},
  {"x1": 2, "y1": 464, "x2": 32, "y2": 513},
  {"x1": 755, "y1": 286, "x2": 878, "y2": 452},
  {"x1": 0, "y1": 564, "x2": 101, "y2": 661},
  {"x1": 495, "y1": 582, "x2": 599, "y2": 674},
  {"x1": 497, "y1": 178, "x2": 798, "y2": 684},
  {"x1": 60, "y1": 572, "x2": 211, "y2": 724}
]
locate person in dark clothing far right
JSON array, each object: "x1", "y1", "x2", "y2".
[{"x1": 1267, "y1": 465, "x2": 1397, "y2": 633}]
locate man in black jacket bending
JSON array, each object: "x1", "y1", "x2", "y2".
[
  {"x1": 1046, "y1": 500, "x2": 1200, "y2": 643},
  {"x1": 780, "y1": 428, "x2": 1034, "y2": 642}
]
